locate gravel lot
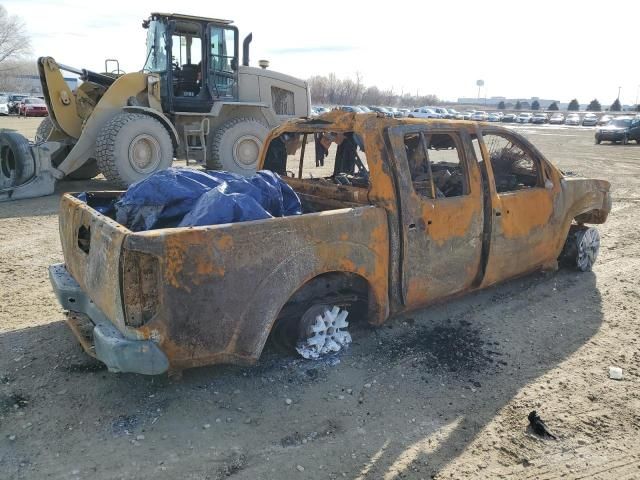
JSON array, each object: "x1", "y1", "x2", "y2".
[{"x1": 1, "y1": 116, "x2": 639, "y2": 479}]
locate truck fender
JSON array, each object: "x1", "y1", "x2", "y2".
[
  {"x1": 234, "y1": 241, "x2": 389, "y2": 363},
  {"x1": 121, "y1": 106, "x2": 180, "y2": 150},
  {"x1": 553, "y1": 178, "x2": 611, "y2": 259}
]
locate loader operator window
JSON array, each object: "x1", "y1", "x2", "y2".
[
  {"x1": 143, "y1": 20, "x2": 168, "y2": 72},
  {"x1": 209, "y1": 26, "x2": 237, "y2": 98},
  {"x1": 171, "y1": 22, "x2": 203, "y2": 98},
  {"x1": 404, "y1": 132, "x2": 468, "y2": 198},
  {"x1": 263, "y1": 131, "x2": 369, "y2": 188}
]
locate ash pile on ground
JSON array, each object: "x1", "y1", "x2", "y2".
[{"x1": 380, "y1": 318, "x2": 500, "y2": 374}]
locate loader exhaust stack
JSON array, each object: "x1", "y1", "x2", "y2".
[{"x1": 242, "y1": 33, "x2": 252, "y2": 66}]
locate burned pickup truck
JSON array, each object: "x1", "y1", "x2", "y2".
[{"x1": 49, "y1": 111, "x2": 611, "y2": 375}]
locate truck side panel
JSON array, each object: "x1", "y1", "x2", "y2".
[{"x1": 123, "y1": 206, "x2": 390, "y2": 369}]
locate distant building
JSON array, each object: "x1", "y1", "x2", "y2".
[
  {"x1": 457, "y1": 96, "x2": 560, "y2": 109},
  {"x1": 10, "y1": 74, "x2": 78, "y2": 94}
]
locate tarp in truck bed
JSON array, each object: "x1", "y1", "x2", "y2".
[{"x1": 80, "y1": 168, "x2": 302, "y2": 231}]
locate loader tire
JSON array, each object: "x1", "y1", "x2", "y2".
[
  {"x1": 208, "y1": 117, "x2": 268, "y2": 174},
  {"x1": 96, "y1": 113, "x2": 173, "y2": 187},
  {"x1": 0, "y1": 131, "x2": 35, "y2": 188},
  {"x1": 35, "y1": 116, "x2": 54, "y2": 142},
  {"x1": 67, "y1": 159, "x2": 101, "y2": 180}
]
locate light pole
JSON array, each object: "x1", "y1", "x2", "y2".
[{"x1": 636, "y1": 84, "x2": 639, "y2": 109}]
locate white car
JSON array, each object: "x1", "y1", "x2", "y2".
[
  {"x1": 565, "y1": 113, "x2": 581, "y2": 126},
  {"x1": 470, "y1": 111, "x2": 489, "y2": 121},
  {"x1": 432, "y1": 107, "x2": 451, "y2": 118},
  {"x1": 408, "y1": 107, "x2": 442, "y2": 119},
  {"x1": 0, "y1": 95, "x2": 8, "y2": 115},
  {"x1": 549, "y1": 113, "x2": 565, "y2": 124},
  {"x1": 517, "y1": 112, "x2": 533, "y2": 123}
]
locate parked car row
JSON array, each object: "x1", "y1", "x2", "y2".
[
  {"x1": 507, "y1": 112, "x2": 617, "y2": 127},
  {"x1": 311, "y1": 105, "x2": 412, "y2": 118},
  {"x1": 0, "y1": 94, "x2": 48, "y2": 116},
  {"x1": 310, "y1": 106, "x2": 635, "y2": 131}
]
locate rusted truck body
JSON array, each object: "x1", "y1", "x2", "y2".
[{"x1": 49, "y1": 112, "x2": 611, "y2": 375}]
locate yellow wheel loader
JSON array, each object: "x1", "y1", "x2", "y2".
[{"x1": 0, "y1": 12, "x2": 311, "y2": 201}]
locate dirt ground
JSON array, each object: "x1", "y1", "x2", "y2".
[{"x1": 1, "y1": 116, "x2": 640, "y2": 479}]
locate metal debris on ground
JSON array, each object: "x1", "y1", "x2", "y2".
[{"x1": 528, "y1": 410, "x2": 557, "y2": 440}]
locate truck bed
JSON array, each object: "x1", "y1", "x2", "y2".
[{"x1": 54, "y1": 184, "x2": 389, "y2": 372}]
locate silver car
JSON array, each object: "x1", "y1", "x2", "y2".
[
  {"x1": 565, "y1": 113, "x2": 581, "y2": 125},
  {"x1": 408, "y1": 107, "x2": 442, "y2": 119},
  {"x1": 517, "y1": 112, "x2": 533, "y2": 123}
]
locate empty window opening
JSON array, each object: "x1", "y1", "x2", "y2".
[
  {"x1": 272, "y1": 87, "x2": 295, "y2": 115},
  {"x1": 482, "y1": 133, "x2": 540, "y2": 193},
  {"x1": 403, "y1": 132, "x2": 467, "y2": 198},
  {"x1": 263, "y1": 131, "x2": 369, "y2": 188}
]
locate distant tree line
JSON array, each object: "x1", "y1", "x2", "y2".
[
  {"x1": 568, "y1": 97, "x2": 622, "y2": 112},
  {"x1": 308, "y1": 73, "x2": 440, "y2": 107}
]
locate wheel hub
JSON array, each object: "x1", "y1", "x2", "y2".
[
  {"x1": 233, "y1": 135, "x2": 261, "y2": 167},
  {"x1": 576, "y1": 228, "x2": 600, "y2": 272},
  {"x1": 296, "y1": 305, "x2": 352, "y2": 360},
  {"x1": 128, "y1": 134, "x2": 161, "y2": 174}
]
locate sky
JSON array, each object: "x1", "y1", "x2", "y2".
[{"x1": 4, "y1": 0, "x2": 640, "y2": 105}]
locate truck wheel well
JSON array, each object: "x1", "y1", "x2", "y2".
[
  {"x1": 574, "y1": 209, "x2": 608, "y2": 224},
  {"x1": 268, "y1": 272, "x2": 370, "y2": 352}
]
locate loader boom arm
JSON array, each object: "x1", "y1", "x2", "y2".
[{"x1": 38, "y1": 57, "x2": 83, "y2": 139}]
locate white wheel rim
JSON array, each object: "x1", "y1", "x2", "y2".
[
  {"x1": 577, "y1": 228, "x2": 600, "y2": 271},
  {"x1": 128, "y1": 134, "x2": 161, "y2": 174},
  {"x1": 296, "y1": 305, "x2": 352, "y2": 360},
  {"x1": 233, "y1": 135, "x2": 261, "y2": 168}
]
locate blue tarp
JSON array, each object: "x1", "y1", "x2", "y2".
[{"x1": 112, "y1": 168, "x2": 302, "y2": 231}]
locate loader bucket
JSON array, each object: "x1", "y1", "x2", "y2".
[{"x1": 0, "y1": 131, "x2": 60, "y2": 202}]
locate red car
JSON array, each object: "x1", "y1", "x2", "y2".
[{"x1": 19, "y1": 97, "x2": 48, "y2": 117}]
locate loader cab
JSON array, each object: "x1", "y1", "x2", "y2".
[{"x1": 143, "y1": 13, "x2": 239, "y2": 114}]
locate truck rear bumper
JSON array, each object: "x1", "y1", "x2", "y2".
[{"x1": 49, "y1": 263, "x2": 169, "y2": 375}]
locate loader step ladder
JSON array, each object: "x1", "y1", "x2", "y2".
[{"x1": 184, "y1": 118, "x2": 210, "y2": 165}]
